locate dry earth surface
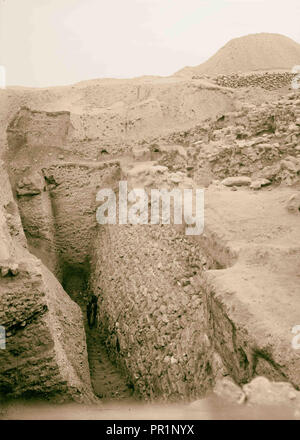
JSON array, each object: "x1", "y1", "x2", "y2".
[{"x1": 0, "y1": 32, "x2": 300, "y2": 418}]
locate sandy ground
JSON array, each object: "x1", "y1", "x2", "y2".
[
  {"x1": 204, "y1": 185, "x2": 300, "y2": 338},
  {"x1": 197, "y1": 185, "x2": 300, "y2": 385},
  {"x1": 0, "y1": 396, "x2": 298, "y2": 420}
]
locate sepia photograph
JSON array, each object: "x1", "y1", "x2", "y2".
[{"x1": 0, "y1": 0, "x2": 300, "y2": 426}]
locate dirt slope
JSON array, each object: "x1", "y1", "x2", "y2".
[{"x1": 177, "y1": 33, "x2": 300, "y2": 76}]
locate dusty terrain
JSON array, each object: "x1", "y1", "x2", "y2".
[
  {"x1": 0, "y1": 32, "x2": 300, "y2": 418},
  {"x1": 177, "y1": 33, "x2": 300, "y2": 76}
]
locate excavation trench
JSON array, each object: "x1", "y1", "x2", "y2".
[
  {"x1": 8, "y1": 148, "x2": 232, "y2": 401},
  {"x1": 2, "y1": 93, "x2": 300, "y2": 414},
  {"x1": 11, "y1": 177, "x2": 294, "y2": 404},
  {"x1": 61, "y1": 265, "x2": 135, "y2": 401},
  {"x1": 10, "y1": 150, "x2": 290, "y2": 402},
  {"x1": 84, "y1": 223, "x2": 231, "y2": 401},
  {"x1": 12, "y1": 154, "x2": 273, "y2": 403}
]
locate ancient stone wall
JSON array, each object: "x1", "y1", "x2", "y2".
[
  {"x1": 214, "y1": 72, "x2": 295, "y2": 90},
  {"x1": 3, "y1": 93, "x2": 300, "y2": 404},
  {"x1": 89, "y1": 207, "x2": 300, "y2": 400},
  {"x1": 90, "y1": 223, "x2": 226, "y2": 401}
]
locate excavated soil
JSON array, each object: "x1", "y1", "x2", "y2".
[
  {"x1": 86, "y1": 325, "x2": 133, "y2": 400},
  {"x1": 1, "y1": 32, "x2": 300, "y2": 415}
]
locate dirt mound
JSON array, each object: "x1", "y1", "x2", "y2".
[{"x1": 178, "y1": 33, "x2": 300, "y2": 76}]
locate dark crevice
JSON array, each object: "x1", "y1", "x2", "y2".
[
  {"x1": 61, "y1": 262, "x2": 134, "y2": 401},
  {"x1": 61, "y1": 262, "x2": 90, "y2": 305}
]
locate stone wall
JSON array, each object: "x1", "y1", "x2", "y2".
[
  {"x1": 214, "y1": 72, "x2": 295, "y2": 90},
  {"x1": 3, "y1": 93, "x2": 300, "y2": 404},
  {"x1": 89, "y1": 202, "x2": 300, "y2": 400},
  {"x1": 90, "y1": 223, "x2": 226, "y2": 401}
]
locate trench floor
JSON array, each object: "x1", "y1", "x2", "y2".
[
  {"x1": 64, "y1": 283, "x2": 133, "y2": 400},
  {"x1": 78, "y1": 301, "x2": 134, "y2": 401},
  {"x1": 85, "y1": 324, "x2": 133, "y2": 400}
]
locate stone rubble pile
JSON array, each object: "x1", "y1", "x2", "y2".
[
  {"x1": 191, "y1": 376, "x2": 300, "y2": 419},
  {"x1": 214, "y1": 72, "x2": 296, "y2": 90},
  {"x1": 152, "y1": 92, "x2": 300, "y2": 187}
]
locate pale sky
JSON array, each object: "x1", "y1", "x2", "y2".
[{"x1": 0, "y1": 0, "x2": 299, "y2": 87}]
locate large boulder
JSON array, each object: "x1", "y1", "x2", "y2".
[
  {"x1": 243, "y1": 376, "x2": 300, "y2": 408},
  {"x1": 213, "y1": 377, "x2": 245, "y2": 404},
  {"x1": 285, "y1": 193, "x2": 300, "y2": 213},
  {"x1": 0, "y1": 255, "x2": 94, "y2": 402}
]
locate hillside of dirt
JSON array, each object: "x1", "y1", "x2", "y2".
[{"x1": 177, "y1": 33, "x2": 300, "y2": 77}]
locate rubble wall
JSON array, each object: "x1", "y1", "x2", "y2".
[
  {"x1": 90, "y1": 223, "x2": 225, "y2": 400},
  {"x1": 214, "y1": 72, "x2": 295, "y2": 90}
]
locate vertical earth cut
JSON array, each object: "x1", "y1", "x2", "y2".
[{"x1": 0, "y1": 160, "x2": 94, "y2": 402}]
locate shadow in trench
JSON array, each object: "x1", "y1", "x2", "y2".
[
  {"x1": 61, "y1": 264, "x2": 134, "y2": 401},
  {"x1": 61, "y1": 263, "x2": 90, "y2": 306}
]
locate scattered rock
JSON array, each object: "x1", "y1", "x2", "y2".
[
  {"x1": 243, "y1": 376, "x2": 300, "y2": 408},
  {"x1": 259, "y1": 163, "x2": 280, "y2": 181},
  {"x1": 132, "y1": 146, "x2": 150, "y2": 160},
  {"x1": 285, "y1": 193, "x2": 300, "y2": 213},
  {"x1": 10, "y1": 263, "x2": 19, "y2": 276},
  {"x1": 250, "y1": 178, "x2": 271, "y2": 190},
  {"x1": 0, "y1": 265, "x2": 9, "y2": 277},
  {"x1": 221, "y1": 176, "x2": 251, "y2": 187},
  {"x1": 0, "y1": 262, "x2": 19, "y2": 277},
  {"x1": 213, "y1": 377, "x2": 245, "y2": 404},
  {"x1": 16, "y1": 172, "x2": 45, "y2": 196}
]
